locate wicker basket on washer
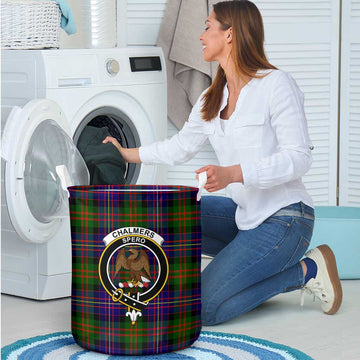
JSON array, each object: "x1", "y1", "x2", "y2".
[{"x1": 1, "y1": 0, "x2": 61, "y2": 49}]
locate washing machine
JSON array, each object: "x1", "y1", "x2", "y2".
[{"x1": 1, "y1": 47, "x2": 167, "y2": 300}]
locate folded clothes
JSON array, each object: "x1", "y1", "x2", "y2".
[{"x1": 35, "y1": 0, "x2": 77, "y2": 35}]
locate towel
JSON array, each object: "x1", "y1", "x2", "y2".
[
  {"x1": 157, "y1": 0, "x2": 218, "y2": 129},
  {"x1": 34, "y1": 0, "x2": 77, "y2": 35}
]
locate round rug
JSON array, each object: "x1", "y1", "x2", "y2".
[{"x1": 1, "y1": 331, "x2": 313, "y2": 360}]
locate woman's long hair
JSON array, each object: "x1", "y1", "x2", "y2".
[{"x1": 201, "y1": 0, "x2": 277, "y2": 121}]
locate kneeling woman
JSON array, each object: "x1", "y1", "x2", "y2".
[{"x1": 103, "y1": 0, "x2": 342, "y2": 325}]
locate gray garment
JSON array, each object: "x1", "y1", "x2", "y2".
[
  {"x1": 157, "y1": 0, "x2": 218, "y2": 130},
  {"x1": 77, "y1": 126, "x2": 126, "y2": 185}
]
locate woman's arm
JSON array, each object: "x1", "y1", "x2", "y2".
[
  {"x1": 102, "y1": 136, "x2": 141, "y2": 163},
  {"x1": 104, "y1": 89, "x2": 210, "y2": 167},
  {"x1": 241, "y1": 72, "x2": 313, "y2": 189}
]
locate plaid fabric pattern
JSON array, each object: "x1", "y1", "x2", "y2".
[{"x1": 68, "y1": 185, "x2": 202, "y2": 356}]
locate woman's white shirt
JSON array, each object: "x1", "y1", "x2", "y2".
[{"x1": 139, "y1": 70, "x2": 314, "y2": 230}]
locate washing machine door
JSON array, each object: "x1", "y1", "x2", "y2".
[{"x1": 2, "y1": 99, "x2": 89, "y2": 244}]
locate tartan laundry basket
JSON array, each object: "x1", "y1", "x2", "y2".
[{"x1": 68, "y1": 185, "x2": 202, "y2": 355}]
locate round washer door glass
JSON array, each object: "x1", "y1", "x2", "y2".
[{"x1": 24, "y1": 119, "x2": 89, "y2": 223}]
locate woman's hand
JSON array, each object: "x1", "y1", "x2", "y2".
[
  {"x1": 103, "y1": 136, "x2": 122, "y2": 152},
  {"x1": 102, "y1": 136, "x2": 141, "y2": 163},
  {"x1": 195, "y1": 164, "x2": 243, "y2": 192}
]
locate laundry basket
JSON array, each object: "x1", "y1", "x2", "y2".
[
  {"x1": 68, "y1": 185, "x2": 202, "y2": 356},
  {"x1": 1, "y1": 0, "x2": 61, "y2": 49}
]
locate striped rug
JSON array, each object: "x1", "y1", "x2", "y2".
[{"x1": 1, "y1": 331, "x2": 314, "y2": 360}]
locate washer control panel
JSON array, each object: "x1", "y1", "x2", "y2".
[{"x1": 129, "y1": 56, "x2": 162, "y2": 72}]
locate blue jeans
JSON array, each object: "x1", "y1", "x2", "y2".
[{"x1": 201, "y1": 196, "x2": 314, "y2": 325}]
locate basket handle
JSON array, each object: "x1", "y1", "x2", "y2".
[
  {"x1": 197, "y1": 171, "x2": 207, "y2": 201},
  {"x1": 56, "y1": 165, "x2": 72, "y2": 198}
]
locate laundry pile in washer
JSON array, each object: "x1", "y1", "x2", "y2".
[{"x1": 77, "y1": 123, "x2": 126, "y2": 185}]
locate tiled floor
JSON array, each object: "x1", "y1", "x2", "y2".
[{"x1": 1, "y1": 275, "x2": 359, "y2": 359}]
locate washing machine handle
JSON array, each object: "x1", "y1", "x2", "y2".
[{"x1": 1, "y1": 106, "x2": 22, "y2": 163}]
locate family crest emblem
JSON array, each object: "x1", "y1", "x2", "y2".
[{"x1": 98, "y1": 227, "x2": 169, "y2": 325}]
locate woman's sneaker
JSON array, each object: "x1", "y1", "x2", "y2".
[{"x1": 301, "y1": 245, "x2": 342, "y2": 314}]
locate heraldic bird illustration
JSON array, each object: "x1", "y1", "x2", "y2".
[{"x1": 114, "y1": 248, "x2": 152, "y2": 284}]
